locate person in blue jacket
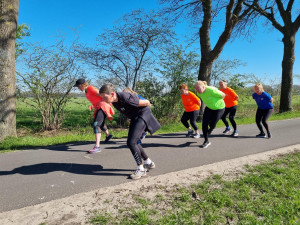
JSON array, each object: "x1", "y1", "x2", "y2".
[{"x1": 252, "y1": 83, "x2": 274, "y2": 138}]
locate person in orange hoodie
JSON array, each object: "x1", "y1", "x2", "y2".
[
  {"x1": 219, "y1": 80, "x2": 239, "y2": 137},
  {"x1": 179, "y1": 84, "x2": 201, "y2": 138},
  {"x1": 74, "y1": 79, "x2": 114, "y2": 154}
]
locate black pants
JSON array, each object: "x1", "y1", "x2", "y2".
[
  {"x1": 127, "y1": 116, "x2": 149, "y2": 166},
  {"x1": 221, "y1": 105, "x2": 237, "y2": 130},
  {"x1": 202, "y1": 107, "x2": 225, "y2": 142},
  {"x1": 181, "y1": 110, "x2": 200, "y2": 131},
  {"x1": 255, "y1": 108, "x2": 273, "y2": 134},
  {"x1": 93, "y1": 109, "x2": 107, "y2": 134}
]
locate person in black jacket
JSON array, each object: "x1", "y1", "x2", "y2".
[{"x1": 99, "y1": 84, "x2": 161, "y2": 180}]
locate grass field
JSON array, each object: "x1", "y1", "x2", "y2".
[
  {"x1": 89, "y1": 151, "x2": 300, "y2": 224},
  {"x1": 0, "y1": 95, "x2": 299, "y2": 151}
]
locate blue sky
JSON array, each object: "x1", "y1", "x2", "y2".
[{"x1": 19, "y1": 0, "x2": 300, "y2": 84}]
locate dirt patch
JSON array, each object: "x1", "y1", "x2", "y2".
[{"x1": 0, "y1": 144, "x2": 298, "y2": 225}]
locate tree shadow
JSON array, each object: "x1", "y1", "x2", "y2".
[{"x1": 0, "y1": 163, "x2": 132, "y2": 177}]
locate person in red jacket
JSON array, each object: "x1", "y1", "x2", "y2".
[
  {"x1": 74, "y1": 79, "x2": 114, "y2": 154},
  {"x1": 219, "y1": 80, "x2": 239, "y2": 137},
  {"x1": 179, "y1": 84, "x2": 201, "y2": 138}
]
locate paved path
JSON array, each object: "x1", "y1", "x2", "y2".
[{"x1": 0, "y1": 118, "x2": 299, "y2": 213}]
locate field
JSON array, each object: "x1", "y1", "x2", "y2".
[{"x1": 0, "y1": 95, "x2": 299, "y2": 151}]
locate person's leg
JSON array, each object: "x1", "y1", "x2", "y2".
[
  {"x1": 221, "y1": 108, "x2": 230, "y2": 130},
  {"x1": 261, "y1": 108, "x2": 274, "y2": 138},
  {"x1": 202, "y1": 107, "x2": 212, "y2": 143},
  {"x1": 208, "y1": 108, "x2": 225, "y2": 133},
  {"x1": 181, "y1": 111, "x2": 193, "y2": 136},
  {"x1": 90, "y1": 109, "x2": 106, "y2": 153},
  {"x1": 255, "y1": 108, "x2": 265, "y2": 136},
  {"x1": 228, "y1": 105, "x2": 237, "y2": 131}
]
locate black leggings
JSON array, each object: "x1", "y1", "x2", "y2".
[
  {"x1": 127, "y1": 116, "x2": 149, "y2": 166},
  {"x1": 255, "y1": 108, "x2": 273, "y2": 134},
  {"x1": 93, "y1": 109, "x2": 108, "y2": 134},
  {"x1": 202, "y1": 107, "x2": 225, "y2": 142},
  {"x1": 181, "y1": 110, "x2": 200, "y2": 131},
  {"x1": 221, "y1": 105, "x2": 237, "y2": 130}
]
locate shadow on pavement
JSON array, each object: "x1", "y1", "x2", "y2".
[{"x1": 0, "y1": 163, "x2": 132, "y2": 177}]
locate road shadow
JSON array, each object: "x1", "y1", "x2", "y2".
[
  {"x1": 105, "y1": 141, "x2": 197, "y2": 150},
  {"x1": 0, "y1": 163, "x2": 132, "y2": 177}
]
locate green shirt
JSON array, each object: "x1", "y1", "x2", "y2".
[{"x1": 197, "y1": 86, "x2": 225, "y2": 110}]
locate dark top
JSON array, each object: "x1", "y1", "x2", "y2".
[{"x1": 113, "y1": 92, "x2": 161, "y2": 134}]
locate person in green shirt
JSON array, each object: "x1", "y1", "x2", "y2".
[{"x1": 195, "y1": 81, "x2": 225, "y2": 148}]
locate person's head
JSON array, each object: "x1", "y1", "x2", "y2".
[
  {"x1": 254, "y1": 83, "x2": 264, "y2": 95},
  {"x1": 179, "y1": 84, "x2": 189, "y2": 95},
  {"x1": 123, "y1": 87, "x2": 137, "y2": 95},
  {"x1": 99, "y1": 84, "x2": 116, "y2": 103},
  {"x1": 219, "y1": 80, "x2": 227, "y2": 89},
  {"x1": 74, "y1": 78, "x2": 88, "y2": 91},
  {"x1": 194, "y1": 80, "x2": 207, "y2": 94}
]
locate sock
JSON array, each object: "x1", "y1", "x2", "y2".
[
  {"x1": 227, "y1": 126, "x2": 230, "y2": 130},
  {"x1": 144, "y1": 159, "x2": 152, "y2": 164},
  {"x1": 138, "y1": 165, "x2": 145, "y2": 171}
]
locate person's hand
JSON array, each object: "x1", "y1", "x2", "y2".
[{"x1": 89, "y1": 105, "x2": 94, "y2": 111}]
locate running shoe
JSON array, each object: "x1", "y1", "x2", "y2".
[
  {"x1": 223, "y1": 128, "x2": 231, "y2": 134},
  {"x1": 130, "y1": 168, "x2": 147, "y2": 180},
  {"x1": 137, "y1": 139, "x2": 142, "y2": 144},
  {"x1": 231, "y1": 131, "x2": 238, "y2": 137},
  {"x1": 89, "y1": 145, "x2": 101, "y2": 154},
  {"x1": 256, "y1": 133, "x2": 266, "y2": 138},
  {"x1": 144, "y1": 161, "x2": 156, "y2": 171},
  {"x1": 104, "y1": 134, "x2": 113, "y2": 142},
  {"x1": 186, "y1": 129, "x2": 194, "y2": 137},
  {"x1": 140, "y1": 132, "x2": 148, "y2": 140},
  {"x1": 200, "y1": 141, "x2": 211, "y2": 148},
  {"x1": 192, "y1": 133, "x2": 201, "y2": 138},
  {"x1": 267, "y1": 132, "x2": 272, "y2": 139}
]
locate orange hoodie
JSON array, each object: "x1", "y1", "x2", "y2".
[
  {"x1": 181, "y1": 91, "x2": 201, "y2": 112},
  {"x1": 220, "y1": 87, "x2": 238, "y2": 108}
]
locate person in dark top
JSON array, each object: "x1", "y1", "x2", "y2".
[
  {"x1": 99, "y1": 84, "x2": 161, "y2": 180},
  {"x1": 252, "y1": 83, "x2": 274, "y2": 138}
]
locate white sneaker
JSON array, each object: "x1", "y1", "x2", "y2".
[
  {"x1": 144, "y1": 161, "x2": 156, "y2": 171},
  {"x1": 130, "y1": 168, "x2": 147, "y2": 180},
  {"x1": 193, "y1": 133, "x2": 200, "y2": 138}
]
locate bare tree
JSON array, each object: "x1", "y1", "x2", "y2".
[
  {"x1": 0, "y1": 0, "x2": 18, "y2": 141},
  {"x1": 17, "y1": 39, "x2": 85, "y2": 130},
  {"x1": 160, "y1": 0, "x2": 258, "y2": 84},
  {"x1": 79, "y1": 9, "x2": 175, "y2": 90},
  {"x1": 246, "y1": 0, "x2": 300, "y2": 112}
]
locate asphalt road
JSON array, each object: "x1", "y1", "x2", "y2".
[{"x1": 0, "y1": 118, "x2": 299, "y2": 213}]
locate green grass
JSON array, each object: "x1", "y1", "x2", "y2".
[
  {"x1": 1, "y1": 95, "x2": 299, "y2": 151},
  {"x1": 89, "y1": 151, "x2": 300, "y2": 224}
]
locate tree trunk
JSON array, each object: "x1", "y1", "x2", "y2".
[
  {"x1": 0, "y1": 0, "x2": 19, "y2": 141},
  {"x1": 279, "y1": 34, "x2": 295, "y2": 112}
]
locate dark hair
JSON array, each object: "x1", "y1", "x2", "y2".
[{"x1": 99, "y1": 83, "x2": 115, "y2": 94}]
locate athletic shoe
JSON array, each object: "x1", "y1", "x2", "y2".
[
  {"x1": 200, "y1": 141, "x2": 211, "y2": 148},
  {"x1": 144, "y1": 161, "x2": 156, "y2": 171},
  {"x1": 186, "y1": 129, "x2": 194, "y2": 137},
  {"x1": 267, "y1": 132, "x2": 272, "y2": 139},
  {"x1": 89, "y1": 145, "x2": 101, "y2": 154},
  {"x1": 104, "y1": 134, "x2": 113, "y2": 142},
  {"x1": 193, "y1": 133, "x2": 201, "y2": 138},
  {"x1": 231, "y1": 131, "x2": 238, "y2": 137},
  {"x1": 223, "y1": 128, "x2": 231, "y2": 134},
  {"x1": 130, "y1": 168, "x2": 147, "y2": 180},
  {"x1": 256, "y1": 133, "x2": 266, "y2": 138},
  {"x1": 137, "y1": 139, "x2": 142, "y2": 144},
  {"x1": 140, "y1": 132, "x2": 148, "y2": 140}
]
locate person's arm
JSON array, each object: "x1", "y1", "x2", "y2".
[{"x1": 138, "y1": 99, "x2": 151, "y2": 107}]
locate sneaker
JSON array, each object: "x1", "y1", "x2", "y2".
[
  {"x1": 89, "y1": 145, "x2": 101, "y2": 154},
  {"x1": 130, "y1": 168, "x2": 147, "y2": 180},
  {"x1": 256, "y1": 133, "x2": 266, "y2": 138},
  {"x1": 137, "y1": 139, "x2": 142, "y2": 144},
  {"x1": 140, "y1": 132, "x2": 148, "y2": 140},
  {"x1": 104, "y1": 134, "x2": 113, "y2": 142},
  {"x1": 223, "y1": 128, "x2": 231, "y2": 134},
  {"x1": 144, "y1": 161, "x2": 156, "y2": 171},
  {"x1": 193, "y1": 133, "x2": 200, "y2": 138},
  {"x1": 267, "y1": 132, "x2": 272, "y2": 139},
  {"x1": 186, "y1": 129, "x2": 194, "y2": 137},
  {"x1": 231, "y1": 131, "x2": 238, "y2": 137},
  {"x1": 200, "y1": 141, "x2": 211, "y2": 148}
]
